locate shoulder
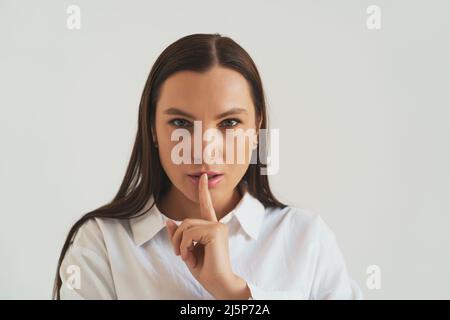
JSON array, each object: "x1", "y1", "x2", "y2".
[
  {"x1": 69, "y1": 216, "x2": 129, "y2": 250},
  {"x1": 264, "y1": 205, "x2": 337, "y2": 241},
  {"x1": 68, "y1": 218, "x2": 105, "y2": 251},
  {"x1": 59, "y1": 217, "x2": 120, "y2": 299},
  {"x1": 265, "y1": 205, "x2": 321, "y2": 229}
]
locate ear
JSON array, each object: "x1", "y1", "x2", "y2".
[
  {"x1": 151, "y1": 128, "x2": 158, "y2": 146},
  {"x1": 252, "y1": 115, "x2": 263, "y2": 150},
  {"x1": 256, "y1": 115, "x2": 263, "y2": 134}
]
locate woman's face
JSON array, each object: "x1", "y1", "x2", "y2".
[{"x1": 154, "y1": 66, "x2": 260, "y2": 204}]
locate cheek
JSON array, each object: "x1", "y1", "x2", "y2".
[
  {"x1": 222, "y1": 130, "x2": 257, "y2": 165},
  {"x1": 224, "y1": 163, "x2": 249, "y2": 185},
  {"x1": 155, "y1": 126, "x2": 183, "y2": 176},
  {"x1": 222, "y1": 133, "x2": 256, "y2": 183}
]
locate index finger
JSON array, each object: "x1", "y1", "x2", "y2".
[{"x1": 199, "y1": 173, "x2": 217, "y2": 222}]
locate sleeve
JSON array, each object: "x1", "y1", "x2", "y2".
[
  {"x1": 59, "y1": 219, "x2": 117, "y2": 299},
  {"x1": 309, "y1": 216, "x2": 363, "y2": 300}
]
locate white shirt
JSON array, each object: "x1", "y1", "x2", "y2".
[{"x1": 59, "y1": 184, "x2": 363, "y2": 300}]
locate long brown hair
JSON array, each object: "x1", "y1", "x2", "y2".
[{"x1": 53, "y1": 33, "x2": 286, "y2": 299}]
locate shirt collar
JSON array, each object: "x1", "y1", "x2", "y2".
[{"x1": 129, "y1": 182, "x2": 266, "y2": 246}]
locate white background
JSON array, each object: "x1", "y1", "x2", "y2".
[{"x1": 1, "y1": 0, "x2": 449, "y2": 299}]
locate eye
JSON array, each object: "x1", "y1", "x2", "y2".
[
  {"x1": 219, "y1": 118, "x2": 241, "y2": 128},
  {"x1": 169, "y1": 118, "x2": 192, "y2": 128}
]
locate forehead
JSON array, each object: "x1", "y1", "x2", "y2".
[{"x1": 156, "y1": 66, "x2": 254, "y2": 116}]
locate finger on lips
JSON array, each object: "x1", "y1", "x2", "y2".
[
  {"x1": 199, "y1": 173, "x2": 217, "y2": 222},
  {"x1": 165, "y1": 173, "x2": 219, "y2": 262}
]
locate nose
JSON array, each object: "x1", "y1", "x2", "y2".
[{"x1": 191, "y1": 121, "x2": 225, "y2": 164}]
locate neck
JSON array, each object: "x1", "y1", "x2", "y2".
[{"x1": 157, "y1": 184, "x2": 243, "y2": 221}]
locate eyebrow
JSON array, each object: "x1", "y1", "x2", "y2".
[{"x1": 163, "y1": 107, "x2": 248, "y2": 120}]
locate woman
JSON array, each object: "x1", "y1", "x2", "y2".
[{"x1": 53, "y1": 33, "x2": 362, "y2": 300}]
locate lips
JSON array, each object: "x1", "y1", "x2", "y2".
[
  {"x1": 187, "y1": 171, "x2": 223, "y2": 179},
  {"x1": 187, "y1": 171, "x2": 224, "y2": 187}
]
